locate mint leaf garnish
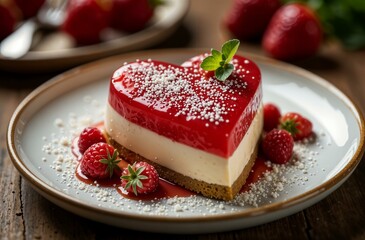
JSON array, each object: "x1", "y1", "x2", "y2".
[
  {"x1": 200, "y1": 39, "x2": 240, "y2": 81},
  {"x1": 201, "y1": 56, "x2": 220, "y2": 71},
  {"x1": 222, "y1": 39, "x2": 240, "y2": 63},
  {"x1": 216, "y1": 64, "x2": 234, "y2": 81}
]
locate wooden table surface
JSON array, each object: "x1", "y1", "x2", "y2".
[{"x1": 1, "y1": 0, "x2": 364, "y2": 239}]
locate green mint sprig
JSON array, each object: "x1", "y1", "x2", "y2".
[{"x1": 200, "y1": 39, "x2": 240, "y2": 81}]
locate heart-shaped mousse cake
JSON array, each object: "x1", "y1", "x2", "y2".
[{"x1": 105, "y1": 54, "x2": 263, "y2": 200}]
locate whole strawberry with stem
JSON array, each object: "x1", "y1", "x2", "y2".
[
  {"x1": 262, "y1": 129, "x2": 294, "y2": 164},
  {"x1": 280, "y1": 112, "x2": 313, "y2": 141},
  {"x1": 121, "y1": 162, "x2": 159, "y2": 195},
  {"x1": 78, "y1": 127, "x2": 107, "y2": 154},
  {"x1": 263, "y1": 103, "x2": 281, "y2": 132},
  {"x1": 62, "y1": 0, "x2": 112, "y2": 45},
  {"x1": 80, "y1": 142, "x2": 120, "y2": 179},
  {"x1": 262, "y1": 3, "x2": 322, "y2": 61},
  {"x1": 224, "y1": 0, "x2": 281, "y2": 40}
]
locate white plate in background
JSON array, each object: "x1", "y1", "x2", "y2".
[{"x1": 0, "y1": 0, "x2": 189, "y2": 72}]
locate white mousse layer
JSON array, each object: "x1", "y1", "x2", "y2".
[{"x1": 105, "y1": 103, "x2": 263, "y2": 186}]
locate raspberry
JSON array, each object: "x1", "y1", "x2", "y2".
[
  {"x1": 121, "y1": 162, "x2": 159, "y2": 195},
  {"x1": 262, "y1": 129, "x2": 294, "y2": 164},
  {"x1": 78, "y1": 127, "x2": 106, "y2": 154},
  {"x1": 80, "y1": 142, "x2": 120, "y2": 179}
]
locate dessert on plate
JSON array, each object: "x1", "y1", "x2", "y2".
[{"x1": 104, "y1": 41, "x2": 263, "y2": 200}]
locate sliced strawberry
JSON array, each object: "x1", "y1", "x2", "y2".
[
  {"x1": 262, "y1": 129, "x2": 294, "y2": 164},
  {"x1": 262, "y1": 3, "x2": 322, "y2": 61},
  {"x1": 80, "y1": 142, "x2": 120, "y2": 179},
  {"x1": 263, "y1": 103, "x2": 281, "y2": 132},
  {"x1": 121, "y1": 162, "x2": 159, "y2": 195},
  {"x1": 280, "y1": 112, "x2": 313, "y2": 141},
  {"x1": 224, "y1": 0, "x2": 281, "y2": 40}
]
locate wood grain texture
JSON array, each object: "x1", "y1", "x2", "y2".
[{"x1": 1, "y1": 0, "x2": 364, "y2": 239}]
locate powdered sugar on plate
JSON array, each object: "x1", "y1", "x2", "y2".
[{"x1": 40, "y1": 95, "x2": 326, "y2": 216}]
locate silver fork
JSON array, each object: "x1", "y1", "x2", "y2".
[{"x1": 0, "y1": 0, "x2": 67, "y2": 59}]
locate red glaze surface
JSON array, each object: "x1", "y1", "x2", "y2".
[
  {"x1": 240, "y1": 156, "x2": 272, "y2": 193},
  {"x1": 71, "y1": 137, "x2": 82, "y2": 161},
  {"x1": 117, "y1": 178, "x2": 194, "y2": 201},
  {"x1": 108, "y1": 54, "x2": 262, "y2": 157}
]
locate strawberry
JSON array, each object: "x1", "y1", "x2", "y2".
[
  {"x1": 262, "y1": 3, "x2": 322, "y2": 61},
  {"x1": 262, "y1": 129, "x2": 294, "y2": 164},
  {"x1": 121, "y1": 162, "x2": 159, "y2": 195},
  {"x1": 110, "y1": 0, "x2": 157, "y2": 33},
  {"x1": 280, "y1": 112, "x2": 313, "y2": 141},
  {"x1": 0, "y1": 4, "x2": 17, "y2": 40},
  {"x1": 263, "y1": 103, "x2": 281, "y2": 132},
  {"x1": 224, "y1": 0, "x2": 281, "y2": 40},
  {"x1": 14, "y1": 0, "x2": 45, "y2": 19},
  {"x1": 80, "y1": 142, "x2": 120, "y2": 179},
  {"x1": 78, "y1": 127, "x2": 107, "y2": 154},
  {"x1": 61, "y1": 0, "x2": 112, "y2": 45}
]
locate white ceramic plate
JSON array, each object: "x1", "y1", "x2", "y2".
[
  {"x1": 0, "y1": 0, "x2": 189, "y2": 72},
  {"x1": 7, "y1": 49, "x2": 364, "y2": 234}
]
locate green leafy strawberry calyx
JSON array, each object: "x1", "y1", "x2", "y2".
[
  {"x1": 121, "y1": 163, "x2": 148, "y2": 196},
  {"x1": 280, "y1": 119, "x2": 299, "y2": 136},
  {"x1": 99, "y1": 148, "x2": 121, "y2": 178},
  {"x1": 200, "y1": 39, "x2": 240, "y2": 81}
]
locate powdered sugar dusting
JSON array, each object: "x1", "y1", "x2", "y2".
[
  {"x1": 37, "y1": 94, "x2": 330, "y2": 217},
  {"x1": 115, "y1": 60, "x2": 249, "y2": 125},
  {"x1": 232, "y1": 138, "x2": 319, "y2": 207}
]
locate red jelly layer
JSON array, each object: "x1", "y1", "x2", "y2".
[{"x1": 108, "y1": 54, "x2": 261, "y2": 158}]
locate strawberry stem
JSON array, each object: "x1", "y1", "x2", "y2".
[
  {"x1": 121, "y1": 163, "x2": 148, "y2": 196},
  {"x1": 280, "y1": 119, "x2": 299, "y2": 136},
  {"x1": 99, "y1": 149, "x2": 121, "y2": 178}
]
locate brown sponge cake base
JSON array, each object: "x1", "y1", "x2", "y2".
[{"x1": 109, "y1": 138, "x2": 259, "y2": 201}]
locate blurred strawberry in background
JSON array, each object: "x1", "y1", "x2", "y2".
[
  {"x1": 0, "y1": 3, "x2": 17, "y2": 40},
  {"x1": 62, "y1": 0, "x2": 112, "y2": 45},
  {"x1": 110, "y1": 0, "x2": 160, "y2": 33},
  {"x1": 61, "y1": 0, "x2": 161, "y2": 45},
  {"x1": 224, "y1": 0, "x2": 365, "y2": 61},
  {"x1": 0, "y1": 0, "x2": 162, "y2": 46},
  {"x1": 0, "y1": 0, "x2": 45, "y2": 40},
  {"x1": 224, "y1": 0, "x2": 281, "y2": 40},
  {"x1": 283, "y1": 0, "x2": 365, "y2": 51},
  {"x1": 14, "y1": 0, "x2": 45, "y2": 19},
  {"x1": 262, "y1": 3, "x2": 322, "y2": 61}
]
